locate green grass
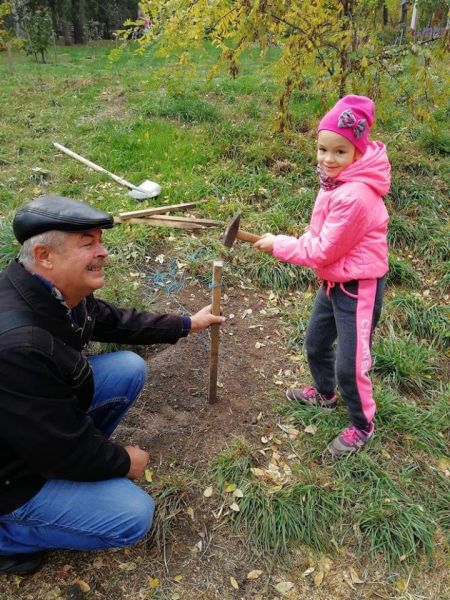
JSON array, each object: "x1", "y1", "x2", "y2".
[{"x1": 373, "y1": 333, "x2": 441, "y2": 393}]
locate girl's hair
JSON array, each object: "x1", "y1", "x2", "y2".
[{"x1": 19, "y1": 230, "x2": 68, "y2": 269}]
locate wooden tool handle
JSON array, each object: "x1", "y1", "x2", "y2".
[
  {"x1": 236, "y1": 230, "x2": 262, "y2": 244},
  {"x1": 208, "y1": 260, "x2": 223, "y2": 404},
  {"x1": 53, "y1": 142, "x2": 137, "y2": 191}
]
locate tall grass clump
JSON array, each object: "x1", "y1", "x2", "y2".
[
  {"x1": 375, "y1": 389, "x2": 449, "y2": 454},
  {"x1": 334, "y1": 455, "x2": 436, "y2": 566},
  {"x1": 373, "y1": 334, "x2": 441, "y2": 393},
  {"x1": 143, "y1": 92, "x2": 221, "y2": 124},
  {"x1": 247, "y1": 253, "x2": 316, "y2": 292},
  {"x1": 356, "y1": 493, "x2": 435, "y2": 567},
  {"x1": 387, "y1": 254, "x2": 421, "y2": 286},
  {"x1": 386, "y1": 292, "x2": 450, "y2": 349},
  {"x1": 0, "y1": 217, "x2": 20, "y2": 270}
]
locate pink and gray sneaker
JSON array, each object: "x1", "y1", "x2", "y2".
[
  {"x1": 285, "y1": 386, "x2": 337, "y2": 412},
  {"x1": 328, "y1": 423, "x2": 374, "y2": 457}
]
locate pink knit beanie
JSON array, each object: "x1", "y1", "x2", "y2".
[{"x1": 317, "y1": 95, "x2": 375, "y2": 154}]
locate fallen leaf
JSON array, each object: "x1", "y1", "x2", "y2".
[
  {"x1": 274, "y1": 580, "x2": 294, "y2": 593},
  {"x1": 349, "y1": 567, "x2": 364, "y2": 584},
  {"x1": 118, "y1": 561, "x2": 137, "y2": 571},
  {"x1": 73, "y1": 579, "x2": 90, "y2": 593},
  {"x1": 230, "y1": 576, "x2": 239, "y2": 590},
  {"x1": 247, "y1": 569, "x2": 263, "y2": 580},
  {"x1": 302, "y1": 566, "x2": 315, "y2": 577},
  {"x1": 144, "y1": 469, "x2": 153, "y2": 483},
  {"x1": 255, "y1": 342, "x2": 265, "y2": 349},
  {"x1": 314, "y1": 571, "x2": 324, "y2": 587},
  {"x1": 173, "y1": 574, "x2": 183, "y2": 582},
  {"x1": 186, "y1": 506, "x2": 195, "y2": 521},
  {"x1": 234, "y1": 488, "x2": 244, "y2": 498},
  {"x1": 304, "y1": 425, "x2": 318, "y2": 435},
  {"x1": 230, "y1": 502, "x2": 240, "y2": 512},
  {"x1": 224, "y1": 482, "x2": 237, "y2": 493},
  {"x1": 203, "y1": 486, "x2": 213, "y2": 497},
  {"x1": 148, "y1": 577, "x2": 160, "y2": 589}
]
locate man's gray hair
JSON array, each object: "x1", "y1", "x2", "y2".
[{"x1": 19, "y1": 230, "x2": 69, "y2": 269}]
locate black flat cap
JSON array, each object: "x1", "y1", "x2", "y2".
[{"x1": 13, "y1": 195, "x2": 114, "y2": 244}]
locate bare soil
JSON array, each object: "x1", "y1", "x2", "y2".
[{"x1": 0, "y1": 280, "x2": 447, "y2": 600}]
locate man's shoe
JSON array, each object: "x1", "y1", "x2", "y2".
[
  {"x1": 285, "y1": 386, "x2": 337, "y2": 412},
  {"x1": 0, "y1": 551, "x2": 47, "y2": 575},
  {"x1": 328, "y1": 423, "x2": 374, "y2": 457}
]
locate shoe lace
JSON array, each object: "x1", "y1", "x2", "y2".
[
  {"x1": 303, "y1": 386, "x2": 318, "y2": 398},
  {"x1": 341, "y1": 426, "x2": 363, "y2": 445}
]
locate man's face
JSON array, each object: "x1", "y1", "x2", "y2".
[
  {"x1": 317, "y1": 130, "x2": 357, "y2": 178},
  {"x1": 45, "y1": 229, "x2": 108, "y2": 306}
]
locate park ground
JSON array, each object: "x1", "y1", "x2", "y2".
[{"x1": 0, "y1": 41, "x2": 449, "y2": 600}]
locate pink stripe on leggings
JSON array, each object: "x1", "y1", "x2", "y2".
[{"x1": 355, "y1": 279, "x2": 378, "y2": 424}]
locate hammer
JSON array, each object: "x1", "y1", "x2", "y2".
[{"x1": 222, "y1": 213, "x2": 261, "y2": 248}]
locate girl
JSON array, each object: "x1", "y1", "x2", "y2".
[{"x1": 254, "y1": 95, "x2": 391, "y2": 457}]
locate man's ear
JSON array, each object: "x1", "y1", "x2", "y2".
[{"x1": 34, "y1": 245, "x2": 53, "y2": 270}]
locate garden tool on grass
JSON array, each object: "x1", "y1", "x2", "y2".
[
  {"x1": 222, "y1": 212, "x2": 261, "y2": 248},
  {"x1": 53, "y1": 142, "x2": 161, "y2": 200}
]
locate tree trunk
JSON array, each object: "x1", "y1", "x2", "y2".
[{"x1": 71, "y1": 0, "x2": 85, "y2": 44}]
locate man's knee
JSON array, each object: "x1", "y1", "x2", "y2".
[
  {"x1": 121, "y1": 351, "x2": 147, "y2": 381},
  {"x1": 114, "y1": 488, "x2": 155, "y2": 547}
]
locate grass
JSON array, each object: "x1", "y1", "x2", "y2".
[
  {"x1": 0, "y1": 40, "x2": 449, "y2": 595},
  {"x1": 373, "y1": 333, "x2": 441, "y2": 393}
]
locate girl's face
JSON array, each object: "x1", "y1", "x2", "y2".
[{"x1": 317, "y1": 130, "x2": 359, "y2": 178}]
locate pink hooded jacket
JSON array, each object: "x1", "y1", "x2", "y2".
[{"x1": 272, "y1": 141, "x2": 391, "y2": 283}]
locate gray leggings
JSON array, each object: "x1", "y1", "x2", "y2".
[{"x1": 305, "y1": 277, "x2": 386, "y2": 429}]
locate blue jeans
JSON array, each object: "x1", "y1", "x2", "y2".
[{"x1": 0, "y1": 351, "x2": 155, "y2": 554}]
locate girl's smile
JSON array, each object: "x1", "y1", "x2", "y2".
[{"x1": 317, "y1": 130, "x2": 359, "y2": 178}]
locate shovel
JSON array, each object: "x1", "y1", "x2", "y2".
[{"x1": 53, "y1": 142, "x2": 161, "y2": 200}]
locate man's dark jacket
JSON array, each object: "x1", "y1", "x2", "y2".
[{"x1": 0, "y1": 260, "x2": 186, "y2": 515}]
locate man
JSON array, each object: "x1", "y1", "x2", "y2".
[{"x1": 0, "y1": 195, "x2": 225, "y2": 575}]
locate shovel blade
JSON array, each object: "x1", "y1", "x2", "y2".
[{"x1": 128, "y1": 180, "x2": 161, "y2": 200}]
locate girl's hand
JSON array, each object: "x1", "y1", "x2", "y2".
[{"x1": 254, "y1": 233, "x2": 276, "y2": 253}]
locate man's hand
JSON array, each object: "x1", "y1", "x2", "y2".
[
  {"x1": 124, "y1": 445, "x2": 150, "y2": 480},
  {"x1": 254, "y1": 233, "x2": 276, "y2": 253},
  {"x1": 190, "y1": 304, "x2": 226, "y2": 333}
]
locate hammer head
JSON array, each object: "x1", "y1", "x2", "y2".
[{"x1": 222, "y1": 212, "x2": 241, "y2": 248}]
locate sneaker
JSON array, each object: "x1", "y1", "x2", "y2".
[
  {"x1": 285, "y1": 386, "x2": 337, "y2": 412},
  {"x1": 0, "y1": 551, "x2": 47, "y2": 576},
  {"x1": 327, "y1": 423, "x2": 374, "y2": 457}
]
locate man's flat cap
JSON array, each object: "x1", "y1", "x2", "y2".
[{"x1": 13, "y1": 195, "x2": 114, "y2": 244}]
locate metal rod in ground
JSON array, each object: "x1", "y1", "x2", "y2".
[{"x1": 208, "y1": 260, "x2": 223, "y2": 403}]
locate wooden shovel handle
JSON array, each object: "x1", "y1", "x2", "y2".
[{"x1": 236, "y1": 230, "x2": 261, "y2": 244}]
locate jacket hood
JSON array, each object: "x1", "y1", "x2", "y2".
[{"x1": 338, "y1": 141, "x2": 391, "y2": 196}]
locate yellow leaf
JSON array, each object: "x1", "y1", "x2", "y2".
[
  {"x1": 148, "y1": 577, "x2": 160, "y2": 589},
  {"x1": 186, "y1": 507, "x2": 195, "y2": 521},
  {"x1": 274, "y1": 581, "x2": 294, "y2": 593},
  {"x1": 304, "y1": 425, "x2": 317, "y2": 435},
  {"x1": 349, "y1": 567, "x2": 364, "y2": 584},
  {"x1": 74, "y1": 579, "x2": 90, "y2": 593},
  {"x1": 224, "y1": 482, "x2": 237, "y2": 493},
  {"x1": 396, "y1": 578, "x2": 408, "y2": 593},
  {"x1": 144, "y1": 469, "x2": 153, "y2": 483},
  {"x1": 203, "y1": 486, "x2": 213, "y2": 497},
  {"x1": 314, "y1": 571, "x2": 324, "y2": 586},
  {"x1": 247, "y1": 569, "x2": 263, "y2": 579},
  {"x1": 174, "y1": 574, "x2": 183, "y2": 582},
  {"x1": 230, "y1": 576, "x2": 239, "y2": 589}
]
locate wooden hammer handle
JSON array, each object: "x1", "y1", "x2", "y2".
[{"x1": 236, "y1": 230, "x2": 262, "y2": 244}]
